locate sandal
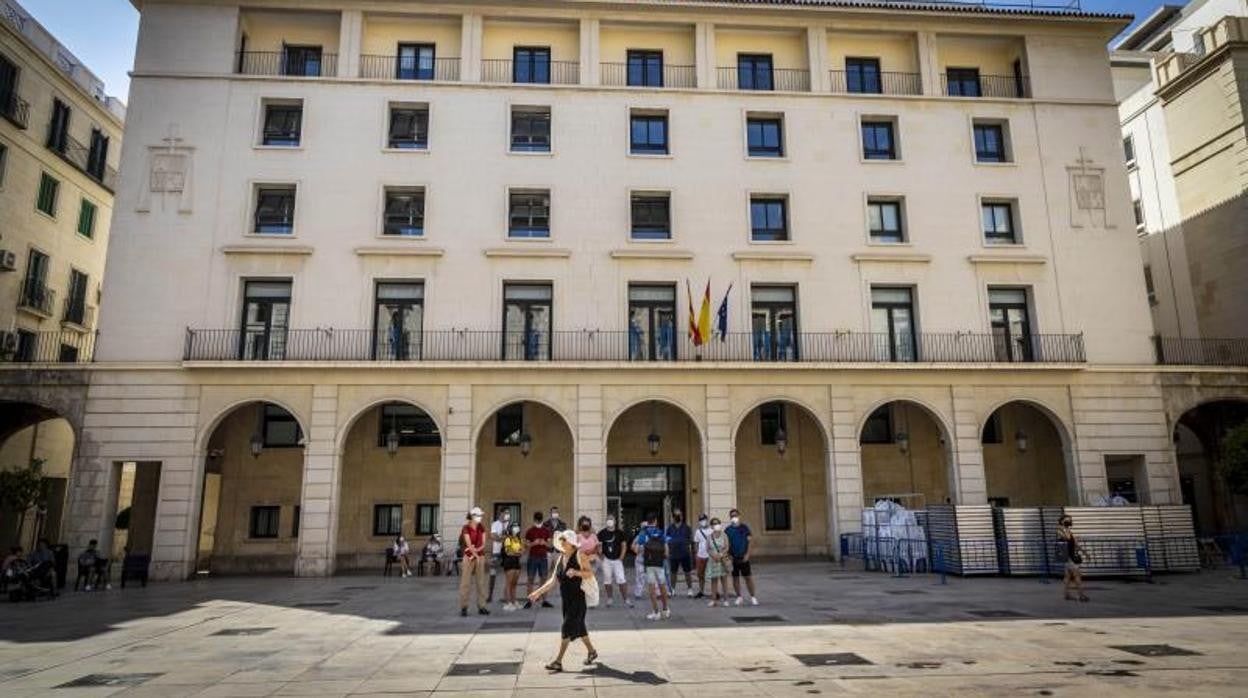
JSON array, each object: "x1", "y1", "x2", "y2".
[
  {"x1": 545, "y1": 661, "x2": 563, "y2": 673},
  {"x1": 585, "y1": 650, "x2": 599, "y2": 665}
]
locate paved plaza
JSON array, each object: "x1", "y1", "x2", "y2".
[{"x1": 2, "y1": 562, "x2": 1247, "y2": 696}]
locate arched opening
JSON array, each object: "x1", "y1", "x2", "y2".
[
  {"x1": 335, "y1": 401, "x2": 442, "y2": 570},
  {"x1": 196, "y1": 401, "x2": 305, "y2": 575},
  {"x1": 605, "y1": 400, "x2": 703, "y2": 533},
  {"x1": 474, "y1": 401, "x2": 573, "y2": 529},
  {"x1": 734, "y1": 401, "x2": 830, "y2": 557},
  {"x1": 1174, "y1": 399, "x2": 1248, "y2": 535},
  {"x1": 981, "y1": 401, "x2": 1072, "y2": 507},
  {"x1": 0, "y1": 401, "x2": 75, "y2": 551},
  {"x1": 859, "y1": 400, "x2": 952, "y2": 508}
]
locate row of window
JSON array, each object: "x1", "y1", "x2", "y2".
[
  {"x1": 15, "y1": 247, "x2": 91, "y2": 326},
  {"x1": 259, "y1": 98, "x2": 1014, "y2": 163},
  {"x1": 249, "y1": 182, "x2": 1023, "y2": 245},
  {"x1": 239, "y1": 279, "x2": 1038, "y2": 364}
]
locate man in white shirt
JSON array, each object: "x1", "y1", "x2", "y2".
[
  {"x1": 693, "y1": 514, "x2": 712, "y2": 599},
  {"x1": 488, "y1": 507, "x2": 511, "y2": 603}
]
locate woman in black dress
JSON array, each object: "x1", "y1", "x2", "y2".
[{"x1": 528, "y1": 529, "x2": 598, "y2": 672}]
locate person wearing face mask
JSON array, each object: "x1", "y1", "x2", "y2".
[
  {"x1": 543, "y1": 507, "x2": 568, "y2": 533},
  {"x1": 501, "y1": 521, "x2": 525, "y2": 611},
  {"x1": 664, "y1": 509, "x2": 695, "y2": 597},
  {"x1": 725, "y1": 508, "x2": 758, "y2": 606},
  {"x1": 458, "y1": 507, "x2": 491, "y2": 617},
  {"x1": 704, "y1": 517, "x2": 730, "y2": 607},
  {"x1": 633, "y1": 513, "x2": 671, "y2": 620},
  {"x1": 576, "y1": 516, "x2": 600, "y2": 559},
  {"x1": 488, "y1": 507, "x2": 512, "y2": 604},
  {"x1": 596, "y1": 516, "x2": 631, "y2": 608},
  {"x1": 693, "y1": 515, "x2": 712, "y2": 599},
  {"x1": 524, "y1": 511, "x2": 554, "y2": 609},
  {"x1": 1056, "y1": 515, "x2": 1088, "y2": 602}
]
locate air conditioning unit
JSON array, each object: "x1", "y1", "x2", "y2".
[
  {"x1": 0, "y1": 330, "x2": 18, "y2": 356},
  {"x1": 0, "y1": 250, "x2": 16, "y2": 272}
]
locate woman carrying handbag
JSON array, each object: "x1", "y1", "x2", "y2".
[{"x1": 529, "y1": 530, "x2": 599, "y2": 672}]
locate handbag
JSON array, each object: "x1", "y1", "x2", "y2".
[{"x1": 579, "y1": 554, "x2": 600, "y2": 607}]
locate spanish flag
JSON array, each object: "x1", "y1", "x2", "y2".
[
  {"x1": 696, "y1": 280, "x2": 712, "y2": 346},
  {"x1": 686, "y1": 279, "x2": 702, "y2": 345}
]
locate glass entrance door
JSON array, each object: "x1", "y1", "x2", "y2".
[{"x1": 607, "y1": 465, "x2": 686, "y2": 538}]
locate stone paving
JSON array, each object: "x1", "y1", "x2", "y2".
[{"x1": 2, "y1": 562, "x2": 1247, "y2": 696}]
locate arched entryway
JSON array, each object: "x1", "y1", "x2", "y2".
[
  {"x1": 859, "y1": 400, "x2": 953, "y2": 508},
  {"x1": 981, "y1": 401, "x2": 1073, "y2": 507},
  {"x1": 734, "y1": 401, "x2": 830, "y2": 557},
  {"x1": 1173, "y1": 399, "x2": 1248, "y2": 535},
  {"x1": 196, "y1": 401, "x2": 306, "y2": 574},
  {"x1": 605, "y1": 400, "x2": 703, "y2": 533},
  {"x1": 0, "y1": 400, "x2": 76, "y2": 551},
  {"x1": 475, "y1": 401, "x2": 573, "y2": 528},
  {"x1": 335, "y1": 401, "x2": 442, "y2": 570}
]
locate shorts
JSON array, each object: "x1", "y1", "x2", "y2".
[
  {"x1": 527, "y1": 556, "x2": 549, "y2": 579},
  {"x1": 1064, "y1": 561, "x2": 1080, "y2": 572},
  {"x1": 601, "y1": 558, "x2": 627, "y2": 585},
  {"x1": 731, "y1": 558, "x2": 752, "y2": 578},
  {"x1": 644, "y1": 566, "x2": 669, "y2": 587},
  {"x1": 669, "y1": 555, "x2": 692, "y2": 573},
  {"x1": 502, "y1": 556, "x2": 520, "y2": 571}
]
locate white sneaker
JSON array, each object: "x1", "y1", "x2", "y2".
[
  {"x1": 734, "y1": 596, "x2": 743, "y2": 606},
  {"x1": 626, "y1": 600, "x2": 634, "y2": 608},
  {"x1": 605, "y1": 598, "x2": 613, "y2": 608},
  {"x1": 645, "y1": 612, "x2": 661, "y2": 621},
  {"x1": 708, "y1": 600, "x2": 718, "y2": 607},
  {"x1": 661, "y1": 609, "x2": 671, "y2": 619},
  {"x1": 750, "y1": 597, "x2": 759, "y2": 606},
  {"x1": 686, "y1": 588, "x2": 695, "y2": 597}
]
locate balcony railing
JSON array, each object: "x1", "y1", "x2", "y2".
[
  {"x1": 1, "y1": 91, "x2": 30, "y2": 129},
  {"x1": 47, "y1": 132, "x2": 117, "y2": 192},
  {"x1": 235, "y1": 51, "x2": 339, "y2": 77},
  {"x1": 358, "y1": 55, "x2": 461, "y2": 81},
  {"x1": 717, "y1": 67, "x2": 810, "y2": 92},
  {"x1": 184, "y1": 329, "x2": 1086, "y2": 364},
  {"x1": 17, "y1": 280, "x2": 55, "y2": 317},
  {"x1": 481, "y1": 60, "x2": 580, "y2": 85},
  {"x1": 1154, "y1": 336, "x2": 1248, "y2": 366},
  {"x1": 3, "y1": 330, "x2": 94, "y2": 364},
  {"x1": 941, "y1": 73, "x2": 1030, "y2": 98},
  {"x1": 828, "y1": 70, "x2": 922, "y2": 96},
  {"x1": 599, "y1": 63, "x2": 696, "y2": 88}
]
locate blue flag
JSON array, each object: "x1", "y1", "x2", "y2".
[{"x1": 715, "y1": 283, "x2": 732, "y2": 341}]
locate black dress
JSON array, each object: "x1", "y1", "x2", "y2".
[{"x1": 557, "y1": 553, "x2": 588, "y2": 640}]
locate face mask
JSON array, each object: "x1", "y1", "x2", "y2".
[
  {"x1": 502, "y1": 513, "x2": 510, "y2": 522},
  {"x1": 699, "y1": 520, "x2": 708, "y2": 529},
  {"x1": 712, "y1": 524, "x2": 723, "y2": 533},
  {"x1": 471, "y1": 515, "x2": 482, "y2": 523},
  {"x1": 580, "y1": 524, "x2": 591, "y2": 532},
  {"x1": 551, "y1": 512, "x2": 559, "y2": 520},
  {"x1": 730, "y1": 517, "x2": 740, "y2": 526},
  {"x1": 510, "y1": 525, "x2": 520, "y2": 535},
  {"x1": 673, "y1": 515, "x2": 682, "y2": 522},
  {"x1": 606, "y1": 520, "x2": 616, "y2": 529}
]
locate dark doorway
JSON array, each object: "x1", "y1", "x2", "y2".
[{"x1": 607, "y1": 465, "x2": 685, "y2": 536}]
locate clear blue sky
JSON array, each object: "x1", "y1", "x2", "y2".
[{"x1": 17, "y1": 0, "x2": 1166, "y2": 103}]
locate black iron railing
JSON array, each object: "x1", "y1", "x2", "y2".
[
  {"x1": 235, "y1": 51, "x2": 339, "y2": 77},
  {"x1": 2, "y1": 330, "x2": 94, "y2": 364},
  {"x1": 184, "y1": 329, "x2": 1086, "y2": 364},
  {"x1": 46, "y1": 130, "x2": 117, "y2": 192},
  {"x1": 358, "y1": 55, "x2": 461, "y2": 81},
  {"x1": 1154, "y1": 336, "x2": 1248, "y2": 366},
  {"x1": 481, "y1": 59, "x2": 580, "y2": 85},
  {"x1": 1, "y1": 91, "x2": 30, "y2": 129},
  {"x1": 941, "y1": 73, "x2": 1030, "y2": 98},
  {"x1": 828, "y1": 70, "x2": 922, "y2": 96},
  {"x1": 17, "y1": 280, "x2": 55, "y2": 317},
  {"x1": 717, "y1": 67, "x2": 810, "y2": 92},
  {"x1": 599, "y1": 63, "x2": 696, "y2": 88}
]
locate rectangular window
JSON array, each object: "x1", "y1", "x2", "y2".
[
  {"x1": 383, "y1": 187, "x2": 425, "y2": 236},
  {"x1": 759, "y1": 402, "x2": 786, "y2": 445},
  {"x1": 508, "y1": 190, "x2": 550, "y2": 238},
  {"x1": 64, "y1": 269, "x2": 88, "y2": 325},
  {"x1": 763, "y1": 499, "x2": 792, "y2": 532},
  {"x1": 263, "y1": 404, "x2": 302, "y2": 446},
  {"x1": 860, "y1": 405, "x2": 892, "y2": 444},
  {"x1": 397, "y1": 43, "x2": 436, "y2": 80},
  {"x1": 982, "y1": 201, "x2": 1017, "y2": 244},
  {"x1": 628, "y1": 283, "x2": 677, "y2": 361},
  {"x1": 870, "y1": 286, "x2": 917, "y2": 362},
  {"x1": 388, "y1": 105, "x2": 429, "y2": 149},
  {"x1": 0, "y1": 53, "x2": 18, "y2": 120},
  {"x1": 630, "y1": 193, "x2": 671, "y2": 240},
  {"x1": 750, "y1": 197, "x2": 788, "y2": 242},
  {"x1": 378, "y1": 402, "x2": 440, "y2": 447},
  {"x1": 58, "y1": 343, "x2": 78, "y2": 363},
  {"x1": 374, "y1": 281, "x2": 424, "y2": 360},
  {"x1": 0, "y1": 142, "x2": 7, "y2": 186},
  {"x1": 861, "y1": 120, "x2": 896, "y2": 160},
  {"x1": 630, "y1": 112, "x2": 668, "y2": 155},
  {"x1": 240, "y1": 279, "x2": 291, "y2": 360},
  {"x1": 36, "y1": 172, "x2": 58, "y2": 216},
  {"x1": 513, "y1": 46, "x2": 551, "y2": 84},
  {"x1": 973, "y1": 121, "x2": 1008, "y2": 163},
  {"x1": 746, "y1": 116, "x2": 783, "y2": 157},
  {"x1": 415, "y1": 503, "x2": 439, "y2": 535},
  {"x1": 262, "y1": 102, "x2": 302, "y2": 146},
  {"x1": 21, "y1": 249, "x2": 49, "y2": 313},
  {"x1": 1123, "y1": 135, "x2": 1136, "y2": 168},
  {"x1": 502, "y1": 283, "x2": 552, "y2": 360},
  {"x1": 253, "y1": 185, "x2": 295, "y2": 234},
  {"x1": 373, "y1": 504, "x2": 403, "y2": 537},
  {"x1": 1143, "y1": 265, "x2": 1158, "y2": 306},
  {"x1": 988, "y1": 287, "x2": 1033, "y2": 362},
  {"x1": 845, "y1": 57, "x2": 882, "y2": 94},
  {"x1": 249, "y1": 506, "x2": 280, "y2": 539},
  {"x1": 292, "y1": 505, "x2": 300, "y2": 537},
  {"x1": 867, "y1": 198, "x2": 904, "y2": 243},
  {"x1": 946, "y1": 67, "x2": 981, "y2": 96},
  {"x1": 46, "y1": 98, "x2": 70, "y2": 152},
  {"x1": 495, "y1": 403, "x2": 524, "y2": 446},
  {"x1": 1132, "y1": 200, "x2": 1145, "y2": 231},
  {"x1": 510, "y1": 107, "x2": 551, "y2": 153},
  {"x1": 77, "y1": 199, "x2": 97, "y2": 238},
  {"x1": 283, "y1": 45, "x2": 323, "y2": 76},
  {"x1": 737, "y1": 53, "x2": 773, "y2": 91},
  {"x1": 750, "y1": 285, "x2": 798, "y2": 361},
  {"x1": 87, "y1": 129, "x2": 109, "y2": 180},
  {"x1": 14, "y1": 329, "x2": 36, "y2": 362},
  {"x1": 627, "y1": 50, "x2": 664, "y2": 87}
]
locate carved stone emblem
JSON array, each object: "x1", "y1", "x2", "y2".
[
  {"x1": 138, "y1": 124, "x2": 194, "y2": 213},
  {"x1": 1067, "y1": 147, "x2": 1112, "y2": 229}
]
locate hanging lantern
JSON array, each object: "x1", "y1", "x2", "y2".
[
  {"x1": 895, "y1": 431, "x2": 910, "y2": 454},
  {"x1": 386, "y1": 429, "x2": 400, "y2": 456},
  {"x1": 519, "y1": 432, "x2": 533, "y2": 458},
  {"x1": 647, "y1": 432, "x2": 661, "y2": 456},
  {"x1": 1015, "y1": 430, "x2": 1029, "y2": 453},
  {"x1": 775, "y1": 427, "x2": 788, "y2": 456},
  {"x1": 249, "y1": 432, "x2": 264, "y2": 458}
]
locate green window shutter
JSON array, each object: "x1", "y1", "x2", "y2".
[
  {"x1": 37, "y1": 173, "x2": 59, "y2": 215},
  {"x1": 77, "y1": 199, "x2": 96, "y2": 238}
]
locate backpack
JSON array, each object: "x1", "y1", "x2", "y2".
[{"x1": 643, "y1": 533, "x2": 666, "y2": 567}]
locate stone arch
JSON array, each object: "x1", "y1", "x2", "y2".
[
  {"x1": 1171, "y1": 397, "x2": 1248, "y2": 534},
  {"x1": 604, "y1": 398, "x2": 707, "y2": 532},
  {"x1": 979, "y1": 398, "x2": 1078, "y2": 507},
  {"x1": 855, "y1": 396, "x2": 954, "y2": 444},
  {"x1": 730, "y1": 395, "x2": 832, "y2": 453},
  {"x1": 473, "y1": 399, "x2": 576, "y2": 533},
  {"x1": 472, "y1": 395, "x2": 577, "y2": 447},
  {"x1": 0, "y1": 394, "x2": 82, "y2": 551},
  {"x1": 857, "y1": 397, "x2": 955, "y2": 509},
  {"x1": 196, "y1": 396, "x2": 310, "y2": 457},
  {"x1": 335, "y1": 396, "x2": 446, "y2": 457}
]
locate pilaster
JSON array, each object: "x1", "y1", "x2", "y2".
[
  {"x1": 695, "y1": 22, "x2": 716, "y2": 89},
  {"x1": 575, "y1": 384, "x2": 605, "y2": 522},
  {"x1": 705, "y1": 385, "x2": 735, "y2": 513},
  {"x1": 295, "y1": 384, "x2": 339, "y2": 576},
  {"x1": 337, "y1": 10, "x2": 363, "y2": 79},
  {"x1": 460, "y1": 14, "x2": 483, "y2": 82},
  {"x1": 951, "y1": 386, "x2": 987, "y2": 504},
  {"x1": 579, "y1": 18, "x2": 600, "y2": 86},
  {"x1": 805, "y1": 25, "x2": 828, "y2": 93},
  {"x1": 916, "y1": 31, "x2": 940, "y2": 96},
  {"x1": 829, "y1": 387, "x2": 864, "y2": 539},
  {"x1": 441, "y1": 384, "x2": 474, "y2": 541}
]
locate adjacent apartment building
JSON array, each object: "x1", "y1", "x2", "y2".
[
  {"x1": 4, "y1": 0, "x2": 1247, "y2": 579},
  {"x1": 0, "y1": 0, "x2": 124, "y2": 548}
]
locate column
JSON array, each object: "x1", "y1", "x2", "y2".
[
  {"x1": 829, "y1": 387, "x2": 864, "y2": 547},
  {"x1": 695, "y1": 22, "x2": 716, "y2": 89},
  {"x1": 950, "y1": 387, "x2": 987, "y2": 505},
  {"x1": 805, "y1": 25, "x2": 828, "y2": 93},
  {"x1": 579, "y1": 18, "x2": 600, "y2": 86},
  {"x1": 575, "y1": 385, "x2": 605, "y2": 523},
  {"x1": 295, "y1": 384, "x2": 339, "y2": 576},
  {"x1": 704, "y1": 385, "x2": 735, "y2": 513},
  {"x1": 916, "y1": 31, "x2": 940, "y2": 96},
  {"x1": 460, "y1": 14, "x2": 483, "y2": 82},
  {"x1": 337, "y1": 9, "x2": 363, "y2": 78},
  {"x1": 440, "y1": 385, "x2": 474, "y2": 542}
]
